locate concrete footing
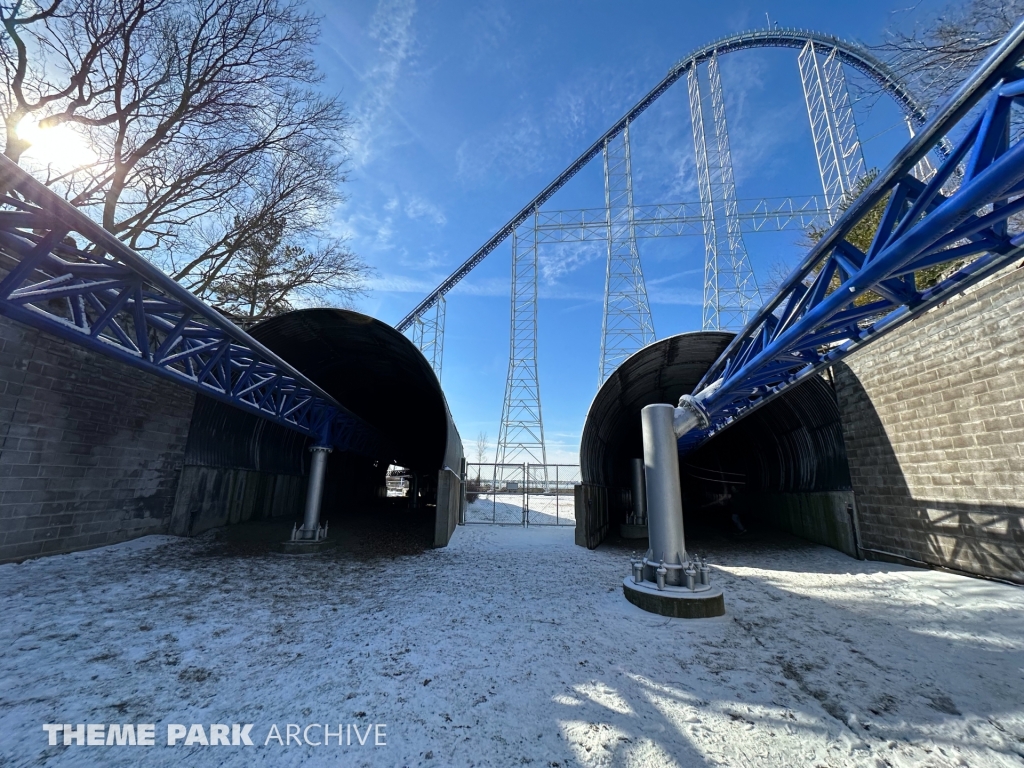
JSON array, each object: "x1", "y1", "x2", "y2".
[
  {"x1": 275, "y1": 538, "x2": 338, "y2": 555},
  {"x1": 619, "y1": 523, "x2": 649, "y2": 539},
  {"x1": 622, "y1": 576, "x2": 725, "y2": 619}
]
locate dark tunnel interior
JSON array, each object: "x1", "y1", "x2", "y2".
[
  {"x1": 181, "y1": 308, "x2": 462, "y2": 544},
  {"x1": 580, "y1": 331, "x2": 853, "y2": 539}
]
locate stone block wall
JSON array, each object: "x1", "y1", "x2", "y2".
[
  {"x1": 834, "y1": 264, "x2": 1024, "y2": 583},
  {"x1": 0, "y1": 318, "x2": 195, "y2": 563}
]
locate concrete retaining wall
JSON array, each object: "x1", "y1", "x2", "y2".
[
  {"x1": 834, "y1": 265, "x2": 1024, "y2": 583},
  {"x1": 0, "y1": 319, "x2": 194, "y2": 563}
]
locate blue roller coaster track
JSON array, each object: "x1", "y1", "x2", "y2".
[
  {"x1": 676, "y1": 19, "x2": 1024, "y2": 454},
  {"x1": 0, "y1": 159, "x2": 384, "y2": 456}
]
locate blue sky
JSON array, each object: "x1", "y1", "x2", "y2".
[{"x1": 309, "y1": 0, "x2": 945, "y2": 462}]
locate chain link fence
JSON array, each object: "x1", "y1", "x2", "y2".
[{"x1": 464, "y1": 464, "x2": 579, "y2": 526}]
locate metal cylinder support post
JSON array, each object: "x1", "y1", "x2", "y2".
[
  {"x1": 641, "y1": 404, "x2": 687, "y2": 585},
  {"x1": 300, "y1": 445, "x2": 332, "y2": 540},
  {"x1": 622, "y1": 398, "x2": 724, "y2": 618},
  {"x1": 630, "y1": 457, "x2": 648, "y2": 524}
]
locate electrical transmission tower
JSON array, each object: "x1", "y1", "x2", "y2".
[
  {"x1": 495, "y1": 213, "x2": 547, "y2": 466},
  {"x1": 798, "y1": 41, "x2": 867, "y2": 219},
  {"x1": 407, "y1": 293, "x2": 445, "y2": 380},
  {"x1": 688, "y1": 52, "x2": 763, "y2": 331},
  {"x1": 598, "y1": 122, "x2": 656, "y2": 385}
]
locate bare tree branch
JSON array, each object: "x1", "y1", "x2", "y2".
[{"x1": 0, "y1": 0, "x2": 368, "y2": 317}]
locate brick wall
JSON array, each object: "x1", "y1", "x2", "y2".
[
  {"x1": 0, "y1": 318, "x2": 195, "y2": 563},
  {"x1": 834, "y1": 264, "x2": 1024, "y2": 583}
]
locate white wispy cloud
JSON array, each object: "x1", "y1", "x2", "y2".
[
  {"x1": 405, "y1": 196, "x2": 447, "y2": 225},
  {"x1": 350, "y1": 0, "x2": 418, "y2": 167},
  {"x1": 364, "y1": 273, "x2": 440, "y2": 294},
  {"x1": 539, "y1": 242, "x2": 604, "y2": 282}
]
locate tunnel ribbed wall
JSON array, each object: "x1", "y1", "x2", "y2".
[
  {"x1": 171, "y1": 308, "x2": 463, "y2": 540},
  {"x1": 579, "y1": 331, "x2": 855, "y2": 552}
]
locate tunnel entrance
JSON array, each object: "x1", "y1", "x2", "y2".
[
  {"x1": 171, "y1": 308, "x2": 464, "y2": 551},
  {"x1": 579, "y1": 331, "x2": 858, "y2": 556}
]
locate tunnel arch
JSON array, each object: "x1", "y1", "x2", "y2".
[
  {"x1": 176, "y1": 308, "x2": 463, "y2": 544},
  {"x1": 580, "y1": 331, "x2": 852, "y2": 539}
]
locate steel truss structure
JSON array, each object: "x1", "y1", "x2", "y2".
[
  {"x1": 0, "y1": 158, "x2": 383, "y2": 456},
  {"x1": 495, "y1": 213, "x2": 548, "y2": 466},
  {"x1": 599, "y1": 122, "x2": 656, "y2": 384},
  {"x1": 397, "y1": 27, "x2": 929, "y2": 336},
  {"x1": 688, "y1": 52, "x2": 763, "y2": 330},
  {"x1": 534, "y1": 195, "x2": 830, "y2": 242},
  {"x1": 398, "y1": 29, "x2": 930, "y2": 470},
  {"x1": 799, "y1": 40, "x2": 868, "y2": 217},
  {"x1": 407, "y1": 293, "x2": 445, "y2": 379},
  {"x1": 449, "y1": 29, "x2": 935, "y2": 465},
  {"x1": 677, "y1": 21, "x2": 1024, "y2": 455}
]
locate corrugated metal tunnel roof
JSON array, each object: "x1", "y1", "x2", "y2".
[
  {"x1": 581, "y1": 331, "x2": 851, "y2": 496},
  {"x1": 186, "y1": 308, "x2": 461, "y2": 473}
]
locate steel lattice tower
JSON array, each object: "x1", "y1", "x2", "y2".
[
  {"x1": 598, "y1": 122, "x2": 656, "y2": 385},
  {"x1": 798, "y1": 41, "x2": 867, "y2": 219},
  {"x1": 407, "y1": 293, "x2": 445, "y2": 380},
  {"x1": 495, "y1": 212, "x2": 547, "y2": 465},
  {"x1": 688, "y1": 52, "x2": 763, "y2": 331}
]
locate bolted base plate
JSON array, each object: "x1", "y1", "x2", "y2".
[
  {"x1": 622, "y1": 576, "x2": 725, "y2": 619},
  {"x1": 275, "y1": 538, "x2": 338, "y2": 555},
  {"x1": 619, "y1": 523, "x2": 649, "y2": 539}
]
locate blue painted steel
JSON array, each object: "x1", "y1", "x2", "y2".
[
  {"x1": 678, "y1": 20, "x2": 1024, "y2": 455},
  {"x1": 395, "y1": 28, "x2": 932, "y2": 332},
  {"x1": 0, "y1": 158, "x2": 383, "y2": 456}
]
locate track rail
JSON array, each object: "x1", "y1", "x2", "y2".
[{"x1": 396, "y1": 28, "x2": 932, "y2": 332}]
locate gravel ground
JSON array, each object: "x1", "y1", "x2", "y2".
[{"x1": 1, "y1": 522, "x2": 1023, "y2": 768}]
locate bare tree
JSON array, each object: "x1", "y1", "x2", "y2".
[
  {"x1": 874, "y1": 0, "x2": 1024, "y2": 110},
  {"x1": 474, "y1": 431, "x2": 487, "y2": 481},
  {"x1": 212, "y1": 215, "x2": 369, "y2": 323},
  {"x1": 0, "y1": 0, "x2": 368, "y2": 317}
]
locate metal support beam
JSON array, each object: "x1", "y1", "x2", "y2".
[
  {"x1": 640, "y1": 404, "x2": 687, "y2": 585},
  {"x1": 535, "y1": 195, "x2": 830, "y2": 242},
  {"x1": 688, "y1": 52, "x2": 763, "y2": 330},
  {"x1": 496, "y1": 212, "x2": 548, "y2": 466},
  {"x1": 407, "y1": 293, "x2": 445, "y2": 380},
  {"x1": 629, "y1": 457, "x2": 648, "y2": 525},
  {"x1": 799, "y1": 41, "x2": 867, "y2": 218},
  {"x1": 599, "y1": 122, "x2": 656, "y2": 384},
  {"x1": 300, "y1": 445, "x2": 331, "y2": 540}
]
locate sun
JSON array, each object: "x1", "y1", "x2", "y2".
[{"x1": 17, "y1": 115, "x2": 97, "y2": 171}]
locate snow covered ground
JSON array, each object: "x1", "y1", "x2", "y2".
[
  {"x1": 2, "y1": 524, "x2": 1024, "y2": 768},
  {"x1": 465, "y1": 494, "x2": 576, "y2": 525}
]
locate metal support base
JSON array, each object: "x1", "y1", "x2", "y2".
[
  {"x1": 624, "y1": 402, "x2": 725, "y2": 617},
  {"x1": 276, "y1": 538, "x2": 339, "y2": 555},
  {"x1": 622, "y1": 577, "x2": 725, "y2": 619}
]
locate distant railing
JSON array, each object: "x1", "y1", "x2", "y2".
[{"x1": 464, "y1": 464, "x2": 580, "y2": 526}]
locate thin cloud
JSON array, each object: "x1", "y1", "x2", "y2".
[
  {"x1": 351, "y1": 0, "x2": 418, "y2": 166},
  {"x1": 405, "y1": 196, "x2": 447, "y2": 225}
]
